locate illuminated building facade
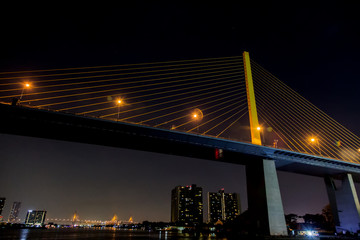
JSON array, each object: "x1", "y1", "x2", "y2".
[
  {"x1": 0, "y1": 198, "x2": 5, "y2": 216},
  {"x1": 208, "y1": 189, "x2": 240, "y2": 223},
  {"x1": 8, "y1": 202, "x2": 21, "y2": 223},
  {"x1": 171, "y1": 184, "x2": 203, "y2": 225},
  {"x1": 24, "y1": 210, "x2": 47, "y2": 226}
]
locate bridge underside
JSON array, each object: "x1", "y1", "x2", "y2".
[
  {"x1": 1, "y1": 104, "x2": 359, "y2": 180},
  {"x1": 0, "y1": 104, "x2": 256, "y2": 164}
]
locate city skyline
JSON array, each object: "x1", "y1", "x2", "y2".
[
  {"x1": 1, "y1": 2, "x2": 360, "y2": 226},
  {"x1": 0, "y1": 139, "x2": 339, "y2": 223},
  {"x1": 3, "y1": 187, "x2": 240, "y2": 224},
  {"x1": 1, "y1": 179, "x2": 245, "y2": 223}
]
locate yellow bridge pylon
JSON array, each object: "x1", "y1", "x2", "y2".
[{"x1": 243, "y1": 51, "x2": 262, "y2": 145}]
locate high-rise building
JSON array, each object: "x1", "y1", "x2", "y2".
[
  {"x1": 208, "y1": 191, "x2": 223, "y2": 222},
  {"x1": 171, "y1": 184, "x2": 203, "y2": 225},
  {"x1": 0, "y1": 198, "x2": 5, "y2": 216},
  {"x1": 24, "y1": 210, "x2": 47, "y2": 226},
  {"x1": 223, "y1": 191, "x2": 241, "y2": 222},
  {"x1": 8, "y1": 202, "x2": 21, "y2": 223},
  {"x1": 208, "y1": 189, "x2": 240, "y2": 223}
]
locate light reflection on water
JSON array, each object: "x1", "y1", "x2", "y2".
[
  {"x1": 159, "y1": 230, "x2": 170, "y2": 240},
  {"x1": 20, "y1": 229, "x2": 29, "y2": 240},
  {"x1": 0, "y1": 229, "x2": 229, "y2": 240}
]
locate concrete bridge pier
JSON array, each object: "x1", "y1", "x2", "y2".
[
  {"x1": 246, "y1": 159, "x2": 287, "y2": 236},
  {"x1": 325, "y1": 174, "x2": 360, "y2": 234}
]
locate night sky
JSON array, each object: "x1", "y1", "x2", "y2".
[{"x1": 1, "y1": 2, "x2": 360, "y2": 222}]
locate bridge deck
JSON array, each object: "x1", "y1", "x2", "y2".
[{"x1": 1, "y1": 103, "x2": 360, "y2": 180}]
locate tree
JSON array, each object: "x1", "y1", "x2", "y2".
[
  {"x1": 302, "y1": 214, "x2": 325, "y2": 227},
  {"x1": 285, "y1": 214, "x2": 298, "y2": 230},
  {"x1": 321, "y1": 204, "x2": 335, "y2": 231}
]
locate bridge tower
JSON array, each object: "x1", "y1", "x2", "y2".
[
  {"x1": 72, "y1": 211, "x2": 79, "y2": 226},
  {"x1": 242, "y1": 51, "x2": 287, "y2": 236},
  {"x1": 243, "y1": 51, "x2": 261, "y2": 146}
]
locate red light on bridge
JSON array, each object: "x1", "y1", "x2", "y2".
[{"x1": 215, "y1": 148, "x2": 223, "y2": 160}]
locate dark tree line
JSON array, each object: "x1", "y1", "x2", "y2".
[{"x1": 285, "y1": 204, "x2": 335, "y2": 232}]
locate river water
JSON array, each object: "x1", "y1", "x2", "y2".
[{"x1": 0, "y1": 229, "x2": 229, "y2": 240}]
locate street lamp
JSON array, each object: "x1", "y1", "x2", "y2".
[
  {"x1": 19, "y1": 82, "x2": 31, "y2": 102},
  {"x1": 192, "y1": 113, "x2": 199, "y2": 132},
  {"x1": 256, "y1": 126, "x2": 266, "y2": 145},
  {"x1": 116, "y1": 98, "x2": 123, "y2": 121},
  {"x1": 192, "y1": 108, "x2": 203, "y2": 133},
  {"x1": 310, "y1": 137, "x2": 322, "y2": 155},
  {"x1": 273, "y1": 139, "x2": 278, "y2": 148}
]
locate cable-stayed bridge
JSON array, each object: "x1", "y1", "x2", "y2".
[{"x1": 1, "y1": 52, "x2": 360, "y2": 235}]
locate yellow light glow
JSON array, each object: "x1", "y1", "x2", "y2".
[
  {"x1": 116, "y1": 99, "x2": 123, "y2": 105},
  {"x1": 256, "y1": 126, "x2": 261, "y2": 131},
  {"x1": 310, "y1": 138, "x2": 316, "y2": 142},
  {"x1": 191, "y1": 108, "x2": 203, "y2": 121},
  {"x1": 111, "y1": 214, "x2": 118, "y2": 221}
]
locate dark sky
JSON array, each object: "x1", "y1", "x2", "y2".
[{"x1": 1, "y1": 2, "x2": 360, "y2": 222}]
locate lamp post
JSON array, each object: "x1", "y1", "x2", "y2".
[
  {"x1": 116, "y1": 98, "x2": 123, "y2": 121},
  {"x1": 192, "y1": 108, "x2": 203, "y2": 133},
  {"x1": 193, "y1": 113, "x2": 199, "y2": 132},
  {"x1": 256, "y1": 126, "x2": 265, "y2": 145},
  {"x1": 273, "y1": 139, "x2": 278, "y2": 148},
  {"x1": 310, "y1": 137, "x2": 322, "y2": 155},
  {"x1": 19, "y1": 82, "x2": 31, "y2": 103}
]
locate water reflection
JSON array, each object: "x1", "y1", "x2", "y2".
[
  {"x1": 0, "y1": 228, "x2": 230, "y2": 240},
  {"x1": 20, "y1": 229, "x2": 29, "y2": 240}
]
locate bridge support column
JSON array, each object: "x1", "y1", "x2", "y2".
[
  {"x1": 325, "y1": 174, "x2": 360, "y2": 234},
  {"x1": 246, "y1": 159, "x2": 287, "y2": 236}
]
